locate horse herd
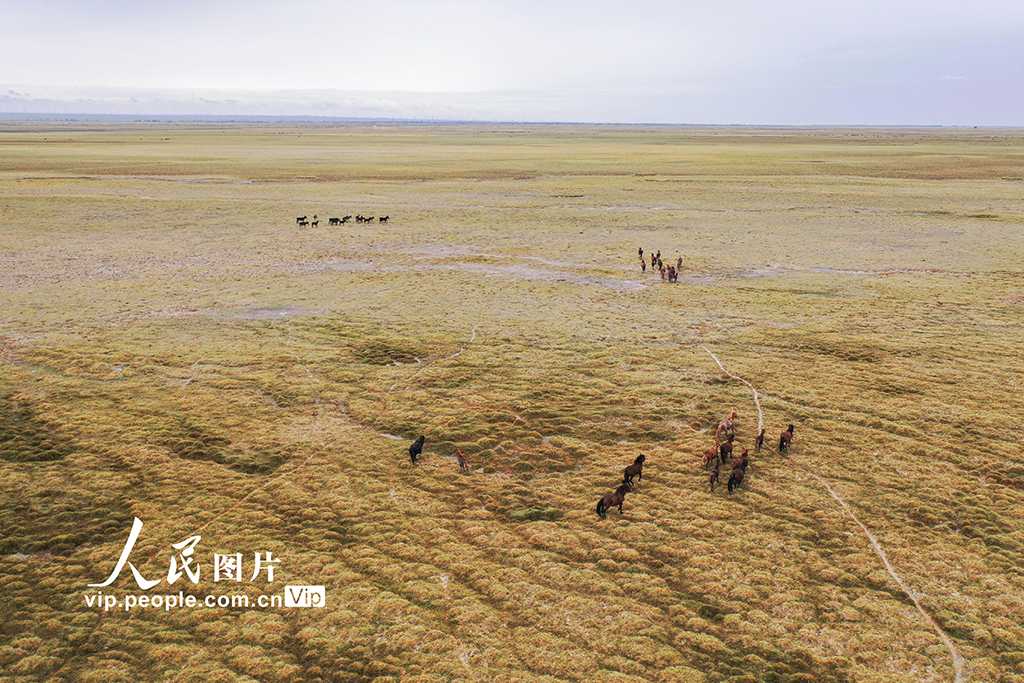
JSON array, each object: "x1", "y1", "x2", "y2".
[
  {"x1": 295, "y1": 213, "x2": 389, "y2": 227},
  {"x1": 638, "y1": 247, "x2": 682, "y2": 282},
  {"x1": 403, "y1": 411, "x2": 794, "y2": 521}
]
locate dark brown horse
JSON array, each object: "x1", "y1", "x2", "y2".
[
  {"x1": 709, "y1": 464, "x2": 720, "y2": 491},
  {"x1": 623, "y1": 453, "x2": 646, "y2": 486},
  {"x1": 779, "y1": 424, "x2": 794, "y2": 454},
  {"x1": 457, "y1": 449, "x2": 469, "y2": 471},
  {"x1": 719, "y1": 434, "x2": 735, "y2": 465},
  {"x1": 728, "y1": 466, "x2": 745, "y2": 493},
  {"x1": 755, "y1": 428, "x2": 765, "y2": 453},
  {"x1": 597, "y1": 484, "x2": 631, "y2": 519},
  {"x1": 733, "y1": 449, "x2": 749, "y2": 473}
]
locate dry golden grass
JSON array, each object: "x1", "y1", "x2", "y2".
[{"x1": 1, "y1": 122, "x2": 1023, "y2": 683}]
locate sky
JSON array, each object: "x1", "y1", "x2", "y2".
[{"x1": 2, "y1": 0, "x2": 1023, "y2": 124}]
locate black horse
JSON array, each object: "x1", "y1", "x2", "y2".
[
  {"x1": 409, "y1": 435, "x2": 425, "y2": 465},
  {"x1": 597, "y1": 484, "x2": 631, "y2": 519},
  {"x1": 623, "y1": 453, "x2": 646, "y2": 486}
]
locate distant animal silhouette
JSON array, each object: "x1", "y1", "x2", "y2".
[
  {"x1": 457, "y1": 449, "x2": 469, "y2": 471},
  {"x1": 328, "y1": 217, "x2": 340, "y2": 226},
  {"x1": 379, "y1": 215, "x2": 389, "y2": 223},
  {"x1": 709, "y1": 464, "x2": 720, "y2": 491},
  {"x1": 597, "y1": 484, "x2": 632, "y2": 519},
  {"x1": 623, "y1": 453, "x2": 646, "y2": 486},
  {"x1": 409, "y1": 435, "x2": 425, "y2": 465},
  {"x1": 310, "y1": 219, "x2": 319, "y2": 228},
  {"x1": 341, "y1": 215, "x2": 352, "y2": 224},
  {"x1": 297, "y1": 220, "x2": 309, "y2": 227},
  {"x1": 779, "y1": 424, "x2": 794, "y2": 454},
  {"x1": 755, "y1": 428, "x2": 765, "y2": 453},
  {"x1": 728, "y1": 466, "x2": 745, "y2": 493},
  {"x1": 296, "y1": 215, "x2": 307, "y2": 224}
]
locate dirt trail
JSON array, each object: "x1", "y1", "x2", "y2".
[{"x1": 701, "y1": 346, "x2": 966, "y2": 683}]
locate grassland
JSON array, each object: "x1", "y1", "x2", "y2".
[{"x1": 1, "y1": 122, "x2": 1023, "y2": 683}]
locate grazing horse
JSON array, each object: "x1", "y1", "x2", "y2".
[
  {"x1": 379, "y1": 215, "x2": 389, "y2": 223},
  {"x1": 409, "y1": 435, "x2": 425, "y2": 465},
  {"x1": 719, "y1": 434, "x2": 735, "y2": 465},
  {"x1": 297, "y1": 220, "x2": 309, "y2": 227},
  {"x1": 623, "y1": 454, "x2": 646, "y2": 487},
  {"x1": 341, "y1": 215, "x2": 352, "y2": 224},
  {"x1": 328, "y1": 217, "x2": 340, "y2": 226},
  {"x1": 728, "y1": 466, "x2": 745, "y2": 493},
  {"x1": 457, "y1": 449, "x2": 470, "y2": 471},
  {"x1": 716, "y1": 410, "x2": 738, "y2": 441},
  {"x1": 755, "y1": 428, "x2": 765, "y2": 453},
  {"x1": 709, "y1": 464, "x2": 720, "y2": 491},
  {"x1": 701, "y1": 442, "x2": 719, "y2": 469},
  {"x1": 597, "y1": 484, "x2": 632, "y2": 519},
  {"x1": 779, "y1": 424, "x2": 794, "y2": 454},
  {"x1": 296, "y1": 215, "x2": 307, "y2": 224}
]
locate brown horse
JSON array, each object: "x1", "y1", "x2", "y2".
[
  {"x1": 733, "y1": 449, "x2": 749, "y2": 472},
  {"x1": 779, "y1": 424, "x2": 794, "y2": 454},
  {"x1": 623, "y1": 454, "x2": 646, "y2": 486},
  {"x1": 755, "y1": 428, "x2": 765, "y2": 453},
  {"x1": 709, "y1": 464, "x2": 720, "y2": 491},
  {"x1": 701, "y1": 442, "x2": 719, "y2": 469},
  {"x1": 457, "y1": 449, "x2": 470, "y2": 471},
  {"x1": 719, "y1": 433, "x2": 735, "y2": 465},
  {"x1": 597, "y1": 484, "x2": 632, "y2": 519},
  {"x1": 727, "y1": 466, "x2": 745, "y2": 493}
]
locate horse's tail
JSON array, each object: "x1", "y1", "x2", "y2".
[
  {"x1": 596, "y1": 498, "x2": 605, "y2": 517},
  {"x1": 728, "y1": 474, "x2": 735, "y2": 493}
]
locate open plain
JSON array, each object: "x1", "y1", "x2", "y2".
[{"x1": 1, "y1": 123, "x2": 1023, "y2": 683}]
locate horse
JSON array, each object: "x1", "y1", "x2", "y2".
[
  {"x1": 719, "y1": 434, "x2": 735, "y2": 465},
  {"x1": 641, "y1": 259, "x2": 647, "y2": 273},
  {"x1": 638, "y1": 247, "x2": 643, "y2": 259},
  {"x1": 296, "y1": 215, "x2": 307, "y2": 224},
  {"x1": 364, "y1": 216, "x2": 375, "y2": 223},
  {"x1": 597, "y1": 484, "x2": 631, "y2": 519},
  {"x1": 379, "y1": 215, "x2": 389, "y2": 223},
  {"x1": 728, "y1": 466, "x2": 745, "y2": 493},
  {"x1": 297, "y1": 220, "x2": 309, "y2": 227},
  {"x1": 341, "y1": 215, "x2": 352, "y2": 224},
  {"x1": 623, "y1": 453, "x2": 646, "y2": 486},
  {"x1": 755, "y1": 428, "x2": 765, "y2": 453},
  {"x1": 310, "y1": 220, "x2": 319, "y2": 228},
  {"x1": 779, "y1": 424, "x2": 794, "y2": 454},
  {"x1": 701, "y1": 442, "x2": 719, "y2": 469},
  {"x1": 409, "y1": 435, "x2": 425, "y2": 465},
  {"x1": 457, "y1": 449, "x2": 469, "y2": 471},
  {"x1": 716, "y1": 410, "x2": 738, "y2": 441},
  {"x1": 328, "y1": 217, "x2": 340, "y2": 226},
  {"x1": 709, "y1": 464, "x2": 720, "y2": 491},
  {"x1": 733, "y1": 449, "x2": 749, "y2": 472}
]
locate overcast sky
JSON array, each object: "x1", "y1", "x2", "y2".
[{"x1": 2, "y1": 0, "x2": 1023, "y2": 124}]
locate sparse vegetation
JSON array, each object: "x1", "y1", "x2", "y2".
[{"x1": 1, "y1": 123, "x2": 1023, "y2": 683}]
